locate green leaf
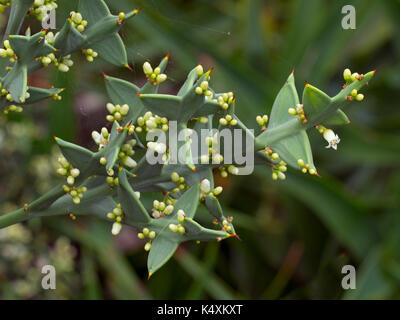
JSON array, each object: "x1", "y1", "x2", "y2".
[
  {"x1": 3, "y1": 63, "x2": 27, "y2": 103},
  {"x1": 147, "y1": 236, "x2": 179, "y2": 276},
  {"x1": 8, "y1": 32, "x2": 55, "y2": 61},
  {"x1": 302, "y1": 82, "x2": 332, "y2": 121},
  {"x1": 177, "y1": 66, "x2": 200, "y2": 96},
  {"x1": 268, "y1": 71, "x2": 298, "y2": 128},
  {"x1": 322, "y1": 109, "x2": 350, "y2": 126},
  {"x1": 118, "y1": 170, "x2": 151, "y2": 224},
  {"x1": 78, "y1": 0, "x2": 111, "y2": 26},
  {"x1": 138, "y1": 94, "x2": 182, "y2": 120},
  {"x1": 92, "y1": 34, "x2": 127, "y2": 67},
  {"x1": 182, "y1": 218, "x2": 229, "y2": 241}
]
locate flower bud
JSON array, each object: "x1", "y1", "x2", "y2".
[
  {"x1": 123, "y1": 156, "x2": 137, "y2": 168},
  {"x1": 111, "y1": 222, "x2": 122, "y2": 235},
  {"x1": 70, "y1": 168, "x2": 80, "y2": 178},
  {"x1": 143, "y1": 61, "x2": 153, "y2": 75},
  {"x1": 200, "y1": 179, "x2": 211, "y2": 193},
  {"x1": 164, "y1": 205, "x2": 174, "y2": 215},
  {"x1": 213, "y1": 186, "x2": 223, "y2": 196},
  {"x1": 67, "y1": 176, "x2": 75, "y2": 185},
  {"x1": 343, "y1": 68, "x2": 351, "y2": 80},
  {"x1": 144, "y1": 242, "x2": 152, "y2": 251},
  {"x1": 157, "y1": 74, "x2": 167, "y2": 83},
  {"x1": 169, "y1": 224, "x2": 177, "y2": 232},
  {"x1": 195, "y1": 65, "x2": 204, "y2": 76},
  {"x1": 106, "y1": 103, "x2": 115, "y2": 114}
]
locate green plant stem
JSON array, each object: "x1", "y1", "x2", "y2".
[{"x1": 0, "y1": 183, "x2": 110, "y2": 229}]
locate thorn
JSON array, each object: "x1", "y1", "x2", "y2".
[
  {"x1": 348, "y1": 121, "x2": 352, "y2": 124},
  {"x1": 125, "y1": 64, "x2": 133, "y2": 72},
  {"x1": 60, "y1": 88, "x2": 67, "y2": 92},
  {"x1": 136, "y1": 93, "x2": 142, "y2": 98},
  {"x1": 52, "y1": 134, "x2": 58, "y2": 141},
  {"x1": 373, "y1": 68, "x2": 378, "y2": 74},
  {"x1": 291, "y1": 68, "x2": 295, "y2": 75},
  {"x1": 305, "y1": 81, "x2": 310, "y2": 87},
  {"x1": 315, "y1": 172, "x2": 321, "y2": 178},
  {"x1": 148, "y1": 272, "x2": 152, "y2": 280},
  {"x1": 232, "y1": 233, "x2": 241, "y2": 241},
  {"x1": 205, "y1": 67, "x2": 214, "y2": 77},
  {"x1": 101, "y1": 72, "x2": 108, "y2": 78},
  {"x1": 165, "y1": 51, "x2": 170, "y2": 60}
]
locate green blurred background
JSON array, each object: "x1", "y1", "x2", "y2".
[{"x1": 1, "y1": 0, "x2": 400, "y2": 299}]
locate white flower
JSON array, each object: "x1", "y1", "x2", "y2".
[
  {"x1": 111, "y1": 222, "x2": 122, "y2": 235},
  {"x1": 200, "y1": 179, "x2": 211, "y2": 193},
  {"x1": 123, "y1": 156, "x2": 137, "y2": 168},
  {"x1": 323, "y1": 129, "x2": 340, "y2": 150}
]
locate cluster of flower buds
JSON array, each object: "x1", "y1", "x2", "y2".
[
  {"x1": 215, "y1": 92, "x2": 235, "y2": 110},
  {"x1": 195, "y1": 80, "x2": 213, "y2": 99},
  {"x1": 56, "y1": 156, "x2": 80, "y2": 185},
  {"x1": 263, "y1": 147, "x2": 280, "y2": 161},
  {"x1": 106, "y1": 102, "x2": 129, "y2": 122},
  {"x1": 347, "y1": 88, "x2": 364, "y2": 102},
  {"x1": 316, "y1": 125, "x2": 341, "y2": 150},
  {"x1": 119, "y1": 139, "x2": 137, "y2": 168},
  {"x1": 0, "y1": 40, "x2": 15, "y2": 61},
  {"x1": 70, "y1": 11, "x2": 88, "y2": 33},
  {"x1": 137, "y1": 228, "x2": 156, "y2": 251},
  {"x1": 44, "y1": 31, "x2": 57, "y2": 45},
  {"x1": 3, "y1": 104, "x2": 23, "y2": 114},
  {"x1": 169, "y1": 210, "x2": 187, "y2": 235},
  {"x1": 40, "y1": 53, "x2": 74, "y2": 72},
  {"x1": 271, "y1": 161, "x2": 287, "y2": 180},
  {"x1": 62, "y1": 185, "x2": 87, "y2": 204},
  {"x1": 84, "y1": 48, "x2": 98, "y2": 62},
  {"x1": 31, "y1": 0, "x2": 58, "y2": 21},
  {"x1": 106, "y1": 204, "x2": 124, "y2": 235},
  {"x1": 92, "y1": 127, "x2": 109, "y2": 150},
  {"x1": 57, "y1": 156, "x2": 86, "y2": 203},
  {"x1": 143, "y1": 62, "x2": 167, "y2": 85},
  {"x1": 200, "y1": 179, "x2": 223, "y2": 199},
  {"x1": 256, "y1": 114, "x2": 269, "y2": 129},
  {"x1": 288, "y1": 103, "x2": 307, "y2": 124},
  {"x1": 136, "y1": 111, "x2": 168, "y2": 133},
  {"x1": 343, "y1": 68, "x2": 364, "y2": 85},
  {"x1": 219, "y1": 114, "x2": 238, "y2": 126},
  {"x1": 218, "y1": 165, "x2": 239, "y2": 178},
  {"x1": 170, "y1": 172, "x2": 188, "y2": 194},
  {"x1": 221, "y1": 218, "x2": 233, "y2": 232},
  {"x1": 297, "y1": 158, "x2": 317, "y2": 175},
  {"x1": 151, "y1": 200, "x2": 174, "y2": 218},
  {"x1": 105, "y1": 168, "x2": 119, "y2": 186}
]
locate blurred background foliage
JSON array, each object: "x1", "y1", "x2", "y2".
[{"x1": 0, "y1": 0, "x2": 400, "y2": 299}]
